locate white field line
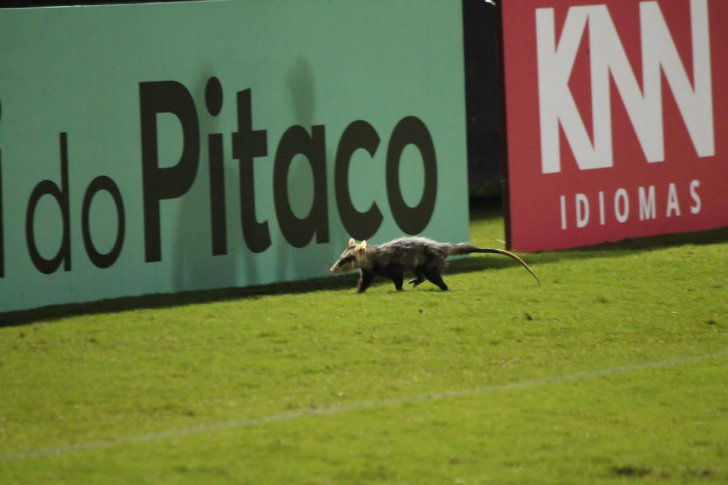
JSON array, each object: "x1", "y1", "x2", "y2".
[{"x1": 2, "y1": 350, "x2": 727, "y2": 463}]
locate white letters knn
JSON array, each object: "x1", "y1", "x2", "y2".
[{"x1": 537, "y1": 0, "x2": 714, "y2": 174}]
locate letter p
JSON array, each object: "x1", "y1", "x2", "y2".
[{"x1": 139, "y1": 81, "x2": 200, "y2": 262}]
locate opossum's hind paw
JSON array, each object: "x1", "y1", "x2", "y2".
[{"x1": 424, "y1": 271, "x2": 448, "y2": 291}]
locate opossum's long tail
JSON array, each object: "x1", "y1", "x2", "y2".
[{"x1": 449, "y1": 244, "x2": 540, "y2": 285}]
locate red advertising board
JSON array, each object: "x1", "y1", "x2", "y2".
[{"x1": 501, "y1": 0, "x2": 728, "y2": 251}]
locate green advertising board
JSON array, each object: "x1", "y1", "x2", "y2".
[{"x1": 0, "y1": 0, "x2": 468, "y2": 313}]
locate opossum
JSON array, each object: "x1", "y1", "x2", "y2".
[{"x1": 330, "y1": 237, "x2": 539, "y2": 293}]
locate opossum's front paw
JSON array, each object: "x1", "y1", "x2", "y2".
[{"x1": 408, "y1": 278, "x2": 425, "y2": 287}]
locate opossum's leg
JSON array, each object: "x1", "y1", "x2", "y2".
[
  {"x1": 391, "y1": 271, "x2": 404, "y2": 291},
  {"x1": 357, "y1": 270, "x2": 375, "y2": 293},
  {"x1": 408, "y1": 270, "x2": 426, "y2": 287},
  {"x1": 424, "y1": 269, "x2": 448, "y2": 291}
]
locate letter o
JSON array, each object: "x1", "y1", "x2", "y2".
[
  {"x1": 386, "y1": 116, "x2": 437, "y2": 235},
  {"x1": 614, "y1": 188, "x2": 629, "y2": 223},
  {"x1": 82, "y1": 176, "x2": 125, "y2": 269}
]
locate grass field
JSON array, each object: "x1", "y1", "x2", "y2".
[{"x1": 1, "y1": 198, "x2": 728, "y2": 484}]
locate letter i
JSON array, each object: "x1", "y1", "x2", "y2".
[
  {"x1": 206, "y1": 77, "x2": 227, "y2": 256},
  {"x1": 560, "y1": 195, "x2": 567, "y2": 230},
  {"x1": 0, "y1": 137, "x2": 3, "y2": 278},
  {"x1": 0, "y1": 97, "x2": 3, "y2": 277}
]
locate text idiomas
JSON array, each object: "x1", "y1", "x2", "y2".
[{"x1": 0, "y1": 78, "x2": 439, "y2": 277}]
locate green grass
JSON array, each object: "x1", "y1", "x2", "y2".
[{"x1": 2, "y1": 198, "x2": 728, "y2": 484}]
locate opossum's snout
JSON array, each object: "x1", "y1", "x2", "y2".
[
  {"x1": 329, "y1": 259, "x2": 345, "y2": 274},
  {"x1": 330, "y1": 260, "x2": 351, "y2": 274},
  {"x1": 330, "y1": 252, "x2": 358, "y2": 274}
]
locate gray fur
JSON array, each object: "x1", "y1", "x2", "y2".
[
  {"x1": 361, "y1": 237, "x2": 451, "y2": 272},
  {"x1": 330, "y1": 237, "x2": 539, "y2": 293}
]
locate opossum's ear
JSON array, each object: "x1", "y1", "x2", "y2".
[
  {"x1": 348, "y1": 238, "x2": 356, "y2": 248},
  {"x1": 356, "y1": 240, "x2": 367, "y2": 253}
]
